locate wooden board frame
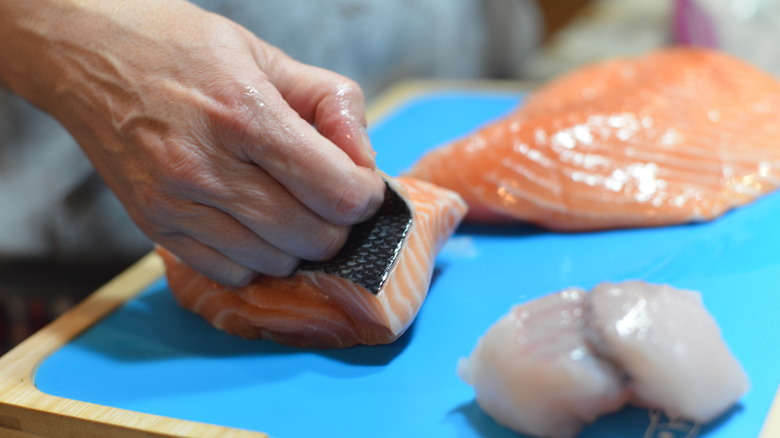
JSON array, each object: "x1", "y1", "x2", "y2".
[
  {"x1": 0, "y1": 253, "x2": 264, "y2": 437},
  {"x1": 0, "y1": 80, "x2": 777, "y2": 438}
]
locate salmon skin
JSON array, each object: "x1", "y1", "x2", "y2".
[
  {"x1": 407, "y1": 48, "x2": 780, "y2": 231},
  {"x1": 158, "y1": 176, "x2": 467, "y2": 348},
  {"x1": 298, "y1": 183, "x2": 412, "y2": 295}
]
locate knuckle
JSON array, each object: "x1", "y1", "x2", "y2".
[
  {"x1": 206, "y1": 82, "x2": 276, "y2": 164},
  {"x1": 142, "y1": 189, "x2": 182, "y2": 220},
  {"x1": 262, "y1": 255, "x2": 300, "y2": 277},
  {"x1": 217, "y1": 265, "x2": 256, "y2": 288},
  {"x1": 308, "y1": 225, "x2": 349, "y2": 261},
  {"x1": 128, "y1": 184, "x2": 177, "y2": 232},
  {"x1": 145, "y1": 138, "x2": 216, "y2": 195},
  {"x1": 215, "y1": 99, "x2": 259, "y2": 138},
  {"x1": 131, "y1": 184, "x2": 203, "y2": 240},
  {"x1": 333, "y1": 186, "x2": 371, "y2": 224},
  {"x1": 332, "y1": 77, "x2": 365, "y2": 102},
  {"x1": 331, "y1": 178, "x2": 383, "y2": 225}
]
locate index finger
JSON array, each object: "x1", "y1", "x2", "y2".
[
  {"x1": 227, "y1": 80, "x2": 386, "y2": 227},
  {"x1": 272, "y1": 62, "x2": 376, "y2": 170}
]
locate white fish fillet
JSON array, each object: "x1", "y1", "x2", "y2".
[
  {"x1": 458, "y1": 288, "x2": 629, "y2": 438},
  {"x1": 588, "y1": 281, "x2": 750, "y2": 423},
  {"x1": 458, "y1": 281, "x2": 749, "y2": 438}
]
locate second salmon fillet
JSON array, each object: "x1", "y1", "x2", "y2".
[{"x1": 408, "y1": 48, "x2": 780, "y2": 231}]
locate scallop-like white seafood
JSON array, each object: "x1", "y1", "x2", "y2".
[
  {"x1": 588, "y1": 281, "x2": 750, "y2": 423},
  {"x1": 458, "y1": 281, "x2": 749, "y2": 438},
  {"x1": 458, "y1": 288, "x2": 629, "y2": 438}
]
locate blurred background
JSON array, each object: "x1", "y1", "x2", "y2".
[{"x1": 1, "y1": 0, "x2": 777, "y2": 354}]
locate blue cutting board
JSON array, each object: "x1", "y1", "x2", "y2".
[{"x1": 35, "y1": 87, "x2": 780, "y2": 438}]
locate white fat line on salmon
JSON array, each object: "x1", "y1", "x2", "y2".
[{"x1": 299, "y1": 181, "x2": 412, "y2": 295}]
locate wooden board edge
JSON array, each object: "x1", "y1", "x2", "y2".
[
  {"x1": 0, "y1": 252, "x2": 164, "y2": 374},
  {"x1": 760, "y1": 385, "x2": 780, "y2": 438},
  {"x1": 0, "y1": 252, "x2": 267, "y2": 438},
  {"x1": 0, "y1": 401, "x2": 265, "y2": 438}
]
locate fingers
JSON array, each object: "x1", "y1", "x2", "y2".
[
  {"x1": 160, "y1": 236, "x2": 258, "y2": 288},
  {"x1": 226, "y1": 81, "x2": 386, "y2": 227},
  {"x1": 150, "y1": 204, "x2": 299, "y2": 286},
  {"x1": 140, "y1": 48, "x2": 384, "y2": 285},
  {"x1": 157, "y1": 216, "x2": 293, "y2": 287},
  {"x1": 144, "y1": 160, "x2": 355, "y2": 286},
  {"x1": 154, "y1": 205, "x2": 329, "y2": 287},
  {"x1": 262, "y1": 48, "x2": 377, "y2": 169},
  {"x1": 194, "y1": 162, "x2": 353, "y2": 262},
  {"x1": 155, "y1": 90, "x2": 383, "y2": 285}
]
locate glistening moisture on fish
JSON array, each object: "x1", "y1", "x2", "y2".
[
  {"x1": 158, "y1": 47, "x2": 775, "y2": 437},
  {"x1": 409, "y1": 48, "x2": 780, "y2": 230}
]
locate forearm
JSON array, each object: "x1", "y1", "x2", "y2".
[
  {"x1": 0, "y1": 0, "x2": 193, "y2": 122},
  {"x1": 0, "y1": 0, "x2": 99, "y2": 108}
]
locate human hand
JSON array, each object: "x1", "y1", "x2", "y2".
[{"x1": 0, "y1": 0, "x2": 385, "y2": 286}]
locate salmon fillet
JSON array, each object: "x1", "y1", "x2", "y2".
[
  {"x1": 408, "y1": 48, "x2": 780, "y2": 230},
  {"x1": 159, "y1": 176, "x2": 467, "y2": 348}
]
